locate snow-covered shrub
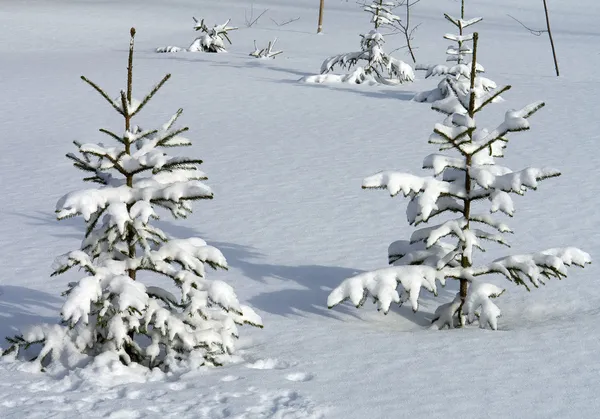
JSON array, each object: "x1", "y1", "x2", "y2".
[
  {"x1": 249, "y1": 38, "x2": 283, "y2": 59},
  {"x1": 156, "y1": 17, "x2": 238, "y2": 53},
  {"x1": 414, "y1": 0, "x2": 495, "y2": 103},
  {"x1": 3, "y1": 28, "x2": 262, "y2": 371},
  {"x1": 328, "y1": 33, "x2": 590, "y2": 330},
  {"x1": 303, "y1": 1, "x2": 414, "y2": 85}
]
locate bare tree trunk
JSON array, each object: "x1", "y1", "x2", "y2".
[
  {"x1": 317, "y1": 0, "x2": 325, "y2": 33},
  {"x1": 404, "y1": 1, "x2": 416, "y2": 62},
  {"x1": 542, "y1": 0, "x2": 560, "y2": 76}
]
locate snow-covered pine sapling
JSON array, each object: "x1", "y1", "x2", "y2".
[
  {"x1": 328, "y1": 33, "x2": 590, "y2": 330},
  {"x1": 156, "y1": 17, "x2": 238, "y2": 53},
  {"x1": 249, "y1": 38, "x2": 283, "y2": 59},
  {"x1": 304, "y1": 1, "x2": 414, "y2": 85},
  {"x1": 414, "y1": 0, "x2": 495, "y2": 103},
  {"x1": 3, "y1": 28, "x2": 262, "y2": 371},
  {"x1": 365, "y1": 0, "x2": 400, "y2": 29},
  {"x1": 190, "y1": 17, "x2": 237, "y2": 53}
]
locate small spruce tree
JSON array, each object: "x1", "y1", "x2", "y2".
[
  {"x1": 249, "y1": 38, "x2": 283, "y2": 59},
  {"x1": 414, "y1": 0, "x2": 495, "y2": 103},
  {"x1": 156, "y1": 18, "x2": 238, "y2": 53},
  {"x1": 328, "y1": 33, "x2": 590, "y2": 330},
  {"x1": 304, "y1": 1, "x2": 414, "y2": 85},
  {"x1": 4, "y1": 29, "x2": 262, "y2": 370}
]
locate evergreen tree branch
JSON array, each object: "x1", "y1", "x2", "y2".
[
  {"x1": 155, "y1": 126, "x2": 190, "y2": 147},
  {"x1": 99, "y1": 128, "x2": 126, "y2": 145},
  {"x1": 82, "y1": 176, "x2": 107, "y2": 184},
  {"x1": 146, "y1": 287, "x2": 185, "y2": 309},
  {"x1": 80, "y1": 149, "x2": 130, "y2": 178},
  {"x1": 81, "y1": 76, "x2": 124, "y2": 116},
  {"x1": 131, "y1": 74, "x2": 171, "y2": 117},
  {"x1": 164, "y1": 108, "x2": 183, "y2": 131},
  {"x1": 446, "y1": 78, "x2": 471, "y2": 111},
  {"x1": 86, "y1": 206, "x2": 108, "y2": 237},
  {"x1": 474, "y1": 85, "x2": 511, "y2": 113},
  {"x1": 66, "y1": 153, "x2": 98, "y2": 173},
  {"x1": 471, "y1": 102, "x2": 546, "y2": 155},
  {"x1": 431, "y1": 127, "x2": 472, "y2": 156},
  {"x1": 443, "y1": 13, "x2": 460, "y2": 28},
  {"x1": 130, "y1": 129, "x2": 159, "y2": 143},
  {"x1": 153, "y1": 159, "x2": 204, "y2": 173}
]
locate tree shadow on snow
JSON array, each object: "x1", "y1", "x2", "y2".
[
  {"x1": 214, "y1": 60, "x2": 312, "y2": 78},
  {"x1": 288, "y1": 80, "x2": 417, "y2": 102},
  {"x1": 9, "y1": 213, "x2": 446, "y2": 327},
  {"x1": 0, "y1": 285, "x2": 61, "y2": 342},
  {"x1": 133, "y1": 50, "x2": 214, "y2": 64},
  {"x1": 150, "y1": 220, "x2": 356, "y2": 319},
  {"x1": 10, "y1": 211, "x2": 82, "y2": 241},
  {"x1": 139, "y1": 52, "x2": 315, "y2": 85},
  {"x1": 156, "y1": 220, "x2": 446, "y2": 326}
]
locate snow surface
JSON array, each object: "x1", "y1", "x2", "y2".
[{"x1": 1, "y1": 0, "x2": 600, "y2": 417}]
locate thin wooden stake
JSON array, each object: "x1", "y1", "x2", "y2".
[
  {"x1": 542, "y1": 0, "x2": 560, "y2": 76},
  {"x1": 317, "y1": 0, "x2": 325, "y2": 33}
]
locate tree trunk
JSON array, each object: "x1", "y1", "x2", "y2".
[
  {"x1": 126, "y1": 28, "x2": 137, "y2": 281},
  {"x1": 457, "y1": 32, "x2": 479, "y2": 326},
  {"x1": 404, "y1": 1, "x2": 416, "y2": 63}
]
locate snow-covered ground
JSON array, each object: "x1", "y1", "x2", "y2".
[{"x1": 1, "y1": 0, "x2": 599, "y2": 417}]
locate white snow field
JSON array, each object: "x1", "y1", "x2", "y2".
[{"x1": 1, "y1": 0, "x2": 600, "y2": 417}]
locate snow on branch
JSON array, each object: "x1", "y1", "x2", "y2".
[
  {"x1": 303, "y1": 5, "x2": 414, "y2": 86},
  {"x1": 469, "y1": 213, "x2": 512, "y2": 234},
  {"x1": 406, "y1": 195, "x2": 463, "y2": 226},
  {"x1": 474, "y1": 248, "x2": 591, "y2": 290},
  {"x1": 364, "y1": 171, "x2": 466, "y2": 222},
  {"x1": 3, "y1": 324, "x2": 86, "y2": 368},
  {"x1": 388, "y1": 239, "x2": 459, "y2": 268},
  {"x1": 444, "y1": 14, "x2": 483, "y2": 30},
  {"x1": 424, "y1": 154, "x2": 468, "y2": 174},
  {"x1": 249, "y1": 38, "x2": 283, "y2": 59},
  {"x1": 464, "y1": 101, "x2": 546, "y2": 154},
  {"x1": 327, "y1": 266, "x2": 445, "y2": 313},
  {"x1": 364, "y1": 1, "x2": 401, "y2": 28},
  {"x1": 156, "y1": 17, "x2": 238, "y2": 54},
  {"x1": 470, "y1": 166, "x2": 561, "y2": 196},
  {"x1": 444, "y1": 33, "x2": 474, "y2": 42},
  {"x1": 415, "y1": 62, "x2": 482, "y2": 80},
  {"x1": 430, "y1": 294, "x2": 462, "y2": 329},
  {"x1": 52, "y1": 250, "x2": 96, "y2": 276},
  {"x1": 148, "y1": 238, "x2": 228, "y2": 278},
  {"x1": 463, "y1": 282, "x2": 504, "y2": 330},
  {"x1": 410, "y1": 219, "x2": 466, "y2": 249},
  {"x1": 56, "y1": 181, "x2": 213, "y2": 221}
]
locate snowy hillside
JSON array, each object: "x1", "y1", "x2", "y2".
[{"x1": 1, "y1": 0, "x2": 599, "y2": 417}]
